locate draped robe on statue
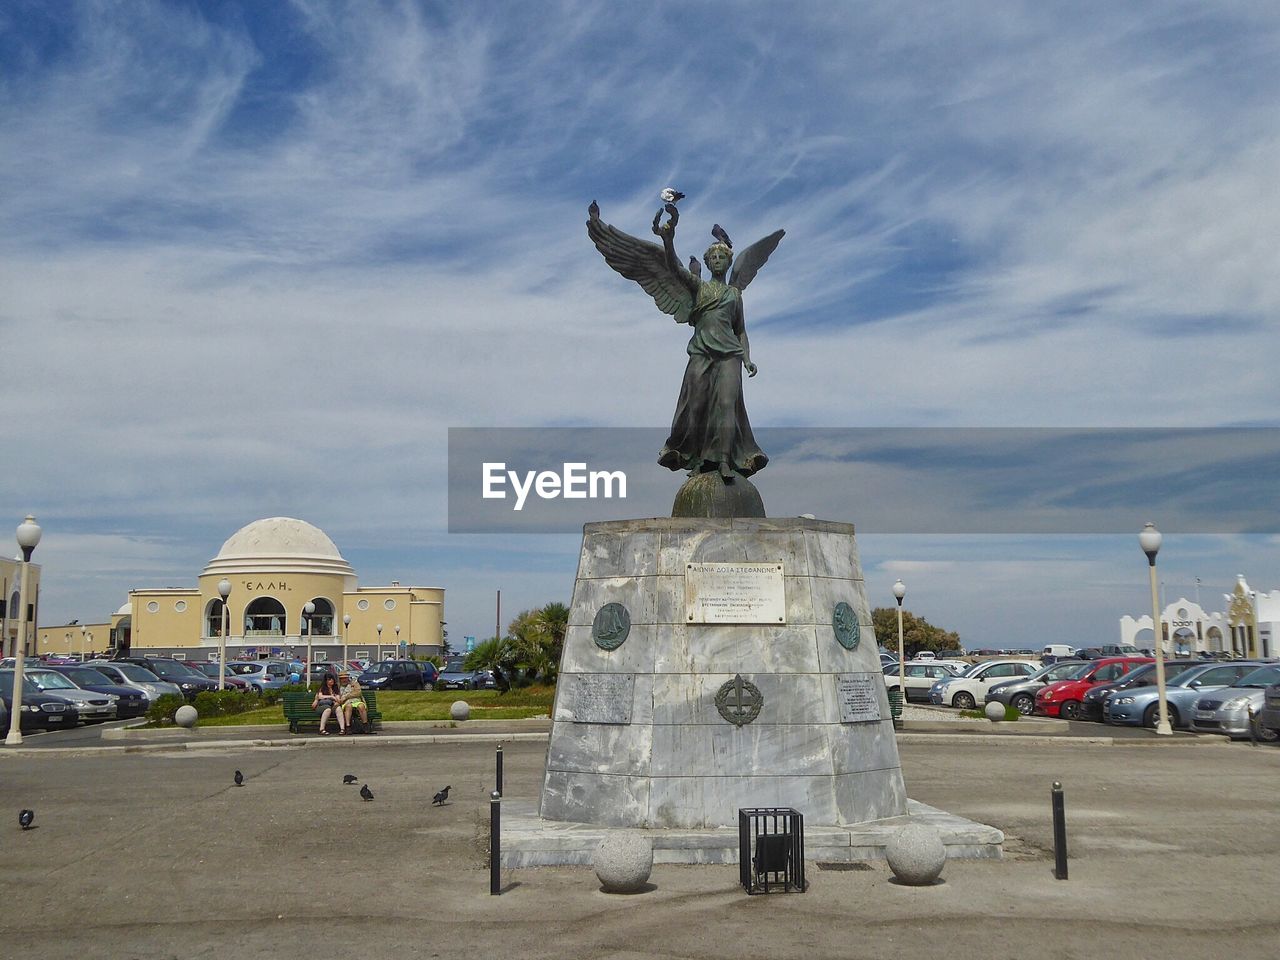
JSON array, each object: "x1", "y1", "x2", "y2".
[{"x1": 658, "y1": 278, "x2": 768, "y2": 477}]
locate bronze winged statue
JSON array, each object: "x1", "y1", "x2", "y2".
[{"x1": 587, "y1": 200, "x2": 784, "y2": 480}]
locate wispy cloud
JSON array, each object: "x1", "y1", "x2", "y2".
[{"x1": 2, "y1": 0, "x2": 1278, "y2": 640}]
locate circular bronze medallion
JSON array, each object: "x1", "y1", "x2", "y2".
[
  {"x1": 833, "y1": 601, "x2": 861, "y2": 650},
  {"x1": 715, "y1": 673, "x2": 763, "y2": 726},
  {"x1": 592, "y1": 602, "x2": 631, "y2": 650}
]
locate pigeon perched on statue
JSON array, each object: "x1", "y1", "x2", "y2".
[
  {"x1": 360, "y1": 784, "x2": 374, "y2": 801},
  {"x1": 432, "y1": 785, "x2": 451, "y2": 806},
  {"x1": 660, "y1": 187, "x2": 685, "y2": 204},
  {"x1": 343, "y1": 774, "x2": 358, "y2": 785},
  {"x1": 19, "y1": 809, "x2": 34, "y2": 830},
  {"x1": 711, "y1": 223, "x2": 732, "y2": 249},
  {"x1": 234, "y1": 770, "x2": 244, "y2": 787}
]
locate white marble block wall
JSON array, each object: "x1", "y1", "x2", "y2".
[{"x1": 540, "y1": 517, "x2": 908, "y2": 829}]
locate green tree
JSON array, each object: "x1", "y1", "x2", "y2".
[{"x1": 870, "y1": 607, "x2": 962, "y2": 657}]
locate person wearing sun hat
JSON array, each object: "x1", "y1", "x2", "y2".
[{"x1": 338, "y1": 671, "x2": 368, "y2": 734}]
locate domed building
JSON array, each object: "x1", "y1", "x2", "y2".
[{"x1": 98, "y1": 518, "x2": 444, "y2": 661}]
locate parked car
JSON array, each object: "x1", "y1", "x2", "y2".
[
  {"x1": 1034, "y1": 657, "x2": 1152, "y2": 719},
  {"x1": 1258, "y1": 680, "x2": 1280, "y2": 738},
  {"x1": 224, "y1": 660, "x2": 294, "y2": 693},
  {"x1": 186, "y1": 662, "x2": 250, "y2": 689},
  {"x1": 87, "y1": 661, "x2": 183, "y2": 701},
  {"x1": 116, "y1": 657, "x2": 218, "y2": 701},
  {"x1": 23, "y1": 668, "x2": 118, "y2": 722},
  {"x1": 437, "y1": 658, "x2": 488, "y2": 690},
  {"x1": 0, "y1": 672, "x2": 81, "y2": 729},
  {"x1": 885, "y1": 662, "x2": 963, "y2": 703},
  {"x1": 929, "y1": 659, "x2": 1043, "y2": 709},
  {"x1": 985, "y1": 660, "x2": 1090, "y2": 716},
  {"x1": 45, "y1": 664, "x2": 149, "y2": 719},
  {"x1": 1189, "y1": 663, "x2": 1280, "y2": 740},
  {"x1": 1075, "y1": 644, "x2": 1141, "y2": 661},
  {"x1": 308, "y1": 661, "x2": 349, "y2": 683},
  {"x1": 1106, "y1": 660, "x2": 1269, "y2": 729},
  {"x1": 1078, "y1": 660, "x2": 1202, "y2": 722},
  {"x1": 358, "y1": 659, "x2": 430, "y2": 690}
]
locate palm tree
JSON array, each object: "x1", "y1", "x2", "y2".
[{"x1": 464, "y1": 636, "x2": 514, "y2": 691}]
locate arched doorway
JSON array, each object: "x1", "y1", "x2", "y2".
[
  {"x1": 1205, "y1": 626, "x2": 1224, "y2": 652},
  {"x1": 306, "y1": 597, "x2": 334, "y2": 636},
  {"x1": 205, "y1": 599, "x2": 227, "y2": 638},
  {"x1": 245, "y1": 597, "x2": 287, "y2": 636},
  {"x1": 112, "y1": 616, "x2": 132, "y2": 654},
  {"x1": 1172, "y1": 627, "x2": 1196, "y2": 657}
]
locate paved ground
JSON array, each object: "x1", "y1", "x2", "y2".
[{"x1": 1, "y1": 726, "x2": 1277, "y2": 960}]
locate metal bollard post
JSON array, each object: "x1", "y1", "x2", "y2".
[
  {"x1": 490, "y1": 790, "x2": 502, "y2": 895},
  {"x1": 1051, "y1": 781, "x2": 1068, "y2": 880},
  {"x1": 496, "y1": 742, "x2": 504, "y2": 795}
]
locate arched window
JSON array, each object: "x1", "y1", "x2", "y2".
[
  {"x1": 245, "y1": 597, "x2": 287, "y2": 636},
  {"x1": 206, "y1": 598, "x2": 226, "y2": 637},
  {"x1": 305, "y1": 597, "x2": 335, "y2": 637}
]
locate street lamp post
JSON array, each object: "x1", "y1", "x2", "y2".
[
  {"x1": 893, "y1": 579, "x2": 907, "y2": 703},
  {"x1": 304, "y1": 601, "x2": 316, "y2": 690},
  {"x1": 1139, "y1": 523, "x2": 1173, "y2": 736},
  {"x1": 395, "y1": 625, "x2": 401, "y2": 658},
  {"x1": 217, "y1": 579, "x2": 232, "y2": 691},
  {"x1": 6, "y1": 515, "x2": 43, "y2": 746},
  {"x1": 81, "y1": 624, "x2": 87, "y2": 661},
  {"x1": 376, "y1": 623, "x2": 383, "y2": 658},
  {"x1": 342, "y1": 614, "x2": 351, "y2": 669}
]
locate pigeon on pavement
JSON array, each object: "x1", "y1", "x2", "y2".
[
  {"x1": 234, "y1": 770, "x2": 244, "y2": 787},
  {"x1": 432, "y1": 786, "x2": 451, "y2": 806},
  {"x1": 360, "y1": 784, "x2": 374, "y2": 801},
  {"x1": 343, "y1": 774, "x2": 358, "y2": 785},
  {"x1": 19, "y1": 809, "x2": 34, "y2": 830}
]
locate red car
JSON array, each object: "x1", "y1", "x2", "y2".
[{"x1": 1035, "y1": 657, "x2": 1153, "y2": 720}]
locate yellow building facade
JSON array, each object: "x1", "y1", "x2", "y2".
[
  {"x1": 39, "y1": 518, "x2": 444, "y2": 662},
  {"x1": 2, "y1": 556, "x2": 43, "y2": 658}
]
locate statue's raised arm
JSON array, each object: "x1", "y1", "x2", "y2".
[{"x1": 587, "y1": 201, "x2": 695, "y2": 324}]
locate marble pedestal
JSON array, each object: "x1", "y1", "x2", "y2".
[{"x1": 539, "y1": 517, "x2": 907, "y2": 830}]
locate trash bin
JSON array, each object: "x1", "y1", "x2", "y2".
[{"x1": 888, "y1": 688, "x2": 904, "y2": 729}]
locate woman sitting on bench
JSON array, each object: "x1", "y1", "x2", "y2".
[
  {"x1": 339, "y1": 673, "x2": 369, "y2": 734},
  {"x1": 312, "y1": 674, "x2": 345, "y2": 735}
]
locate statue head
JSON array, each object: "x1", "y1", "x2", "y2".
[{"x1": 703, "y1": 242, "x2": 733, "y2": 274}]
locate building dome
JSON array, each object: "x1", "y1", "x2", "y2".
[
  {"x1": 115, "y1": 602, "x2": 133, "y2": 616},
  {"x1": 201, "y1": 517, "x2": 356, "y2": 579}
]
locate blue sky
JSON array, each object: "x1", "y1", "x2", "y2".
[{"x1": 2, "y1": 1, "x2": 1278, "y2": 649}]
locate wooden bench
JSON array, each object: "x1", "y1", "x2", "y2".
[{"x1": 282, "y1": 690, "x2": 382, "y2": 734}]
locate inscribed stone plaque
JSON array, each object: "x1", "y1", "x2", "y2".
[
  {"x1": 836, "y1": 674, "x2": 882, "y2": 724},
  {"x1": 684, "y1": 562, "x2": 785, "y2": 624},
  {"x1": 569, "y1": 673, "x2": 634, "y2": 724}
]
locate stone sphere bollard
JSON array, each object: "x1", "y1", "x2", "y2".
[
  {"x1": 174, "y1": 704, "x2": 198, "y2": 728},
  {"x1": 984, "y1": 701, "x2": 1006, "y2": 722},
  {"x1": 885, "y1": 823, "x2": 946, "y2": 885},
  {"x1": 450, "y1": 700, "x2": 470, "y2": 721},
  {"x1": 593, "y1": 834, "x2": 654, "y2": 892}
]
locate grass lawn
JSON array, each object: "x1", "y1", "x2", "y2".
[{"x1": 191, "y1": 686, "x2": 556, "y2": 726}]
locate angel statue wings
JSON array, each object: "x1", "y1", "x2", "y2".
[{"x1": 587, "y1": 199, "x2": 784, "y2": 481}]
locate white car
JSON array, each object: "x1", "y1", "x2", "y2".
[
  {"x1": 885, "y1": 662, "x2": 964, "y2": 702},
  {"x1": 928, "y1": 659, "x2": 1043, "y2": 709}
]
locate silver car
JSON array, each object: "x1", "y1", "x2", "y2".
[
  {"x1": 985, "y1": 660, "x2": 1090, "y2": 715},
  {"x1": 226, "y1": 660, "x2": 294, "y2": 692},
  {"x1": 25, "y1": 668, "x2": 118, "y2": 723},
  {"x1": 87, "y1": 661, "x2": 183, "y2": 702},
  {"x1": 1105, "y1": 661, "x2": 1268, "y2": 729},
  {"x1": 1189, "y1": 663, "x2": 1280, "y2": 740}
]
